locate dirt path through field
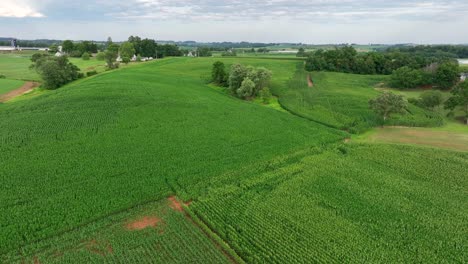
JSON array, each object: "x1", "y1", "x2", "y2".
[
  {"x1": 0, "y1": 81, "x2": 39, "y2": 102},
  {"x1": 307, "y1": 74, "x2": 313, "y2": 87}
]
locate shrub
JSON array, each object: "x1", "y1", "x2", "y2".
[
  {"x1": 81, "y1": 52, "x2": 90, "y2": 60},
  {"x1": 259, "y1": 87, "x2": 272, "y2": 104},
  {"x1": 96, "y1": 52, "x2": 105, "y2": 61},
  {"x1": 0, "y1": 74, "x2": 6, "y2": 79},
  {"x1": 86, "y1": 70, "x2": 98, "y2": 77},
  {"x1": 390, "y1": 66, "x2": 424, "y2": 89}
]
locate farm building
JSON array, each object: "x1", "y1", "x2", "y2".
[{"x1": 461, "y1": 73, "x2": 467, "y2": 82}]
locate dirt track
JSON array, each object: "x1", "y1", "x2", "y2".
[
  {"x1": 307, "y1": 74, "x2": 314, "y2": 87},
  {"x1": 0, "y1": 81, "x2": 39, "y2": 102}
]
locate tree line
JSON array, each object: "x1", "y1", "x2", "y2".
[{"x1": 305, "y1": 46, "x2": 462, "y2": 90}]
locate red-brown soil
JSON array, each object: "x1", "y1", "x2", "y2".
[
  {"x1": 307, "y1": 74, "x2": 314, "y2": 87},
  {"x1": 126, "y1": 216, "x2": 161, "y2": 230},
  {"x1": 168, "y1": 196, "x2": 184, "y2": 212},
  {"x1": 0, "y1": 81, "x2": 39, "y2": 102}
]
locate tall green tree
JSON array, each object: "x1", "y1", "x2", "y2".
[
  {"x1": 390, "y1": 66, "x2": 423, "y2": 89},
  {"x1": 237, "y1": 78, "x2": 255, "y2": 99},
  {"x1": 369, "y1": 92, "x2": 407, "y2": 122},
  {"x1": 62, "y1": 40, "x2": 74, "y2": 53},
  {"x1": 229, "y1": 64, "x2": 248, "y2": 93},
  {"x1": 120, "y1": 42, "x2": 136, "y2": 59},
  {"x1": 434, "y1": 62, "x2": 460, "y2": 89},
  {"x1": 31, "y1": 55, "x2": 82, "y2": 89},
  {"x1": 445, "y1": 81, "x2": 468, "y2": 124},
  {"x1": 212, "y1": 61, "x2": 227, "y2": 86},
  {"x1": 105, "y1": 43, "x2": 120, "y2": 69}
]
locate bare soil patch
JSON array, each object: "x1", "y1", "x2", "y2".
[
  {"x1": 0, "y1": 81, "x2": 39, "y2": 102},
  {"x1": 168, "y1": 196, "x2": 184, "y2": 212},
  {"x1": 84, "y1": 240, "x2": 113, "y2": 256},
  {"x1": 126, "y1": 216, "x2": 161, "y2": 230},
  {"x1": 307, "y1": 74, "x2": 314, "y2": 87}
]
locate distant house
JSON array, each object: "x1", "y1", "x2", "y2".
[
  {"x1": 187, "y1": 51, "x2": 195, "y2": 57},
  {"x1": 131, "y1": 54, "x2": 137, "y2": 62},
  {"x1": 116, "y1": 56, "x2": 122, "y2": 62},
  {"x1": 461, "y1": 72, "x2": 468, "y2": 82}
]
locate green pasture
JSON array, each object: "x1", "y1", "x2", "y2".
[
  {"x1": 273, "y1": 66, "x2": 443, "y2": 133},
  {"x1": 0, "y1": 51, "x2": 107, "y2": 82},
  {"x1": 0, "y1": 79, "x2": 24, "y2": 95}
]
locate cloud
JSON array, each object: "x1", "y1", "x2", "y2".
[
  {"x1": 104, "y1": 0, "x2": 468, "y2": 22},
  {"x1": 0, "y1": 1, "x2": 45, "y2": 18}
]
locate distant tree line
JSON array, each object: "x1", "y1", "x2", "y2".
[
  {"x1": 127, "y1": 36, "x2": 184, "y2": 58},
  {"x1": 386, "y1": 45, "x2": 468, "y2": 59},
  {"x1": 59, "y1": 40, "x2": 99, "y2": 57},
  {"x1": 305, "y1": 46, "x2": 462, "y2": 90}
]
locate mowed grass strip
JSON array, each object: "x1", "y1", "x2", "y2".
[
  {"x1": 357, "y1": 125, "x2": 468, "y2": 152},
  {"x1": 0, "y1": 57, "x2": 344, "y2": 256}
]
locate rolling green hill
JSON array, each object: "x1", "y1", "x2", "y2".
[
  {"x1": 0, "y1": 57, "x2": 466, "y2": 263},
  {"x1": 0, "y1": 57, "x2": 344, "y2": 261}
]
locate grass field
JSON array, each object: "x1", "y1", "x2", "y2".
[
  {"x1": 0, "y1": 51, "x2": 108, "y2": 82},
  {"x1": 0, "y1": 56, "x2": 466, "y2": 263},
  {"x1": 272, "y1": 66, "x2": 443, "y2": 133},
  {"x1": 0, "y1": 79, "x2": 24, "y2": 95}
]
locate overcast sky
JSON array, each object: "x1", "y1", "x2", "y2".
[{"x1": 1, "y1": 0, "x2": 468, "y2": 43}]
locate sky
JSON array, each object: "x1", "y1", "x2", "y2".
[{"x1": 1, "y1": 0, "x2": 468, "y2": 44}]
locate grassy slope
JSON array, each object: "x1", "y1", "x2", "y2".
[
  {"x1": 192, "y1": 143, "x2": 468, "y2": 263},
  {"x1": 0, "y1": 57, "x2": 344, "y2": 258},
  {"x1": 0, "y1": 79, "x2": 24, "y2": 95},
  {"x1": 0, "y1": 52, "x2": 108, "y2": 82},
  {"x1": 273, "y1": 67, "x2": 443, "y2": 133}
]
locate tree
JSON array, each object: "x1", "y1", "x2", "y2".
[
  {"x1": 140, "y1": 39, "x2": 157, "y2": 57},
  {"x1": 31, "y1": 55, "x2": 82, "y2": 89},
  {"x1": 81, "y1": 52, "x2": 90, "y2": 60},
  {"x1": 390, "y1": 66, "x2": 423, "y2": 89},
  {"x1": 237, "y1": 78, "x2": 255, "y2": 99},
  {"x1": 120, "y1": 42, "x2": 136, "y2": 59},
  {"x1": 96, "y1": 52, "x2": 105, "y2": 61},
  {"x1": 105, "y1": 43, "x2": 120, "y2": 69},
  {"x1": 128, "y1": 35, "x2": 142, "y2": 55},
  {"x1": 246, "y1": 66, "x2": 272, "y2": 94},
  {"x1": 48, "y1": 45, "x2": 58, "y2": 53},
  {"x1": 212, "y1": 61, "x2": 227, "y2": 86},
  {"x1": 62, "y1": 40, "x2": 74, "y2": 53},
  {"x1": 259, "y1": 87, "x2": 272, "y2": 104},
  {"x1": 296, "y1": 47, "x2": 307, "y2": 57},
  {"x1": 369, "y1": 92, "x2": 407, "y2": 122},
  {"x1": 434, "y1": 62, "x2": 459, "y2": 89},
  {"x1": 445, "y1": 81, "x2": 468, "y2": 124},
  {"x1": 229, "y1": 64, "x2": 248, "y2": 93},
  {"x1": 419, "y1": 90, "x2": 444, "y2": 110},
  {"x1": 197, "y1": 47, "x2": 212, "y2": 57}
]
